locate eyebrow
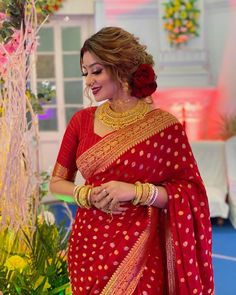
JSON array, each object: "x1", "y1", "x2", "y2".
[{"x1": 82, "y1": 62, "x2": 103, "y2": 69}]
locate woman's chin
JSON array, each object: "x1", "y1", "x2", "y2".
[{"x1": 94, "y1": 96, "x2": 107, "y2": 103}]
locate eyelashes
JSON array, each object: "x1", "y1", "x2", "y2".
[
  {"x1": 82, "y1": 69, "x2": 103, "y2": 77},
  {"x1": 93, "y1": 69, "x2": 102, "y2": 75}
]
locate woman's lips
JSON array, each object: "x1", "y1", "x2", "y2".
[{"x1": 92, "y1": 87, "x2": 101, "y2": 95}]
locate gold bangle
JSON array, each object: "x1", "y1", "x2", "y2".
[
  {"x1": 87, "y1": 188, "x2": 92, "y2": 207},
  {"x1": 73, "y1": 185, "x2": 83, "y2": 206},
  {"x1": 74, "y1": 185, "x2": 92, "y2": 208},
  {"x1": 142, "y1": 184, "x2": 154, "y2": 205},
  {"x1": 132, "y1": 182, "x2": 157, "y2": 206},
  {"x1": 132, "y1": 182, "x2": 143, "y2": 205},
  {"x1": 140, "y1": 183, "x2": 150, "y2": 205}
]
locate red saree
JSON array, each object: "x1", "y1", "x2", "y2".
[{"x1": 53, "y1": 107, "x2": 214, "y2": 295}]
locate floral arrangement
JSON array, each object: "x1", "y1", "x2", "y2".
[
  {"x1": 0, "y1": 0, "x2": 65, "y2": 44},
  {"x1": 36, "y1": 0, "x2": 65, "y2": 15},
  {"x1": 130, "y1": 64, "x2": 157, "y2": 98},
  {"x1": 0, "y1": 212, "x2": 72, "y2": 294},
  {"x1": 162, "y1": 0, "x2": 200, "y2": 46},
  {"x1": 0, "y1": 173, "x2": 73, "y2": 294}
]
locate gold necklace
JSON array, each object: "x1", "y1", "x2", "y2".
[{"x1": 97, "y1": 100, "x2": 150, "y2": 130}]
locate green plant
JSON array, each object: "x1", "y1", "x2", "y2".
[
  {"x1": 0, "y1": 173, "x2": 72, "y2": 294},
  {"x1": 0, "y1": 219, "x2": 72, "y2": 294},
  {"x1": 219, "y1": 113, "x2": 236, "y2": 139},
  {"x1": 26, "y1": 82, "x2": 56, "y2": 114}
]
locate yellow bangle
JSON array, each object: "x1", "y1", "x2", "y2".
[
  {"x1": 132, "y1": 182, "x2": 143, "y2": 205},
  {"x1": 74, "y1": 185, "x2": 92, "y2": 208},
  {"x1": 140, "y1": 183, "x2": 150, "y2": 205},
  {"x1": 73, "y1": 185, "x2": 83, "y2": 206},
  {"x1": 132, "y1": 182, "x2": 157, "y2": 206}
]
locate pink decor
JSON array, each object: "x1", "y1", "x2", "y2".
[
  {"x1": 0, "y1": 1, "x2": 40, "y2": 231},
  {"x1": 153, "y1": 88, "x2": 217, "y2": 140},
  {"x1": 104, "y1": 0, "x2": 150, "y2": 15}
]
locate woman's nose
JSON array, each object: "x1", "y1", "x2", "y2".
[{"x1": 85, "y1": 75, "x2": 95, "y2": 87}]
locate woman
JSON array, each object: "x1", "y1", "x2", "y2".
[{"x1": 50, "y1": 27, "x2": 214, "y2": 294}]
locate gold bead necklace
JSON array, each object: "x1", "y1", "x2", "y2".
[{"x1": 97, "y1": 100, "x2": 150, "y2": 130}]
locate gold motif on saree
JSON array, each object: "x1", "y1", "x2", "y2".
[{"x1": 77, "y1": 109, "x2": 178, "y2": 179}]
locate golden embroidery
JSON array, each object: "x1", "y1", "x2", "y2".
[
  {"x1": 100, "y1": 208, "x2": 154, "y2": 295},
  {"x1": 164, "y1": 211, "x2": 176, "y2": 294},
  {"x1": 77, "y1": 109, "x2": 178, "y2": 179},
  {"x1": 52, "y1": 162, "x2": 76, "y2": 181}
]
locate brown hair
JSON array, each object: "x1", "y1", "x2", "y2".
[{"x1": 80, "y1": 26, "x2": 155, "y2": 87}]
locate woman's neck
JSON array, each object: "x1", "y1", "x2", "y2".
[{"x1": 109, "y1": 96, "x2": 139, "y2": 113}]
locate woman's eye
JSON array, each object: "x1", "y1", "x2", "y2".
[
  {"x1": 82, "y1": 72, "x2": 88, "y2": 77},
  {"x1": 92, "y1": 69, "x2": 102, "y2": 75}
]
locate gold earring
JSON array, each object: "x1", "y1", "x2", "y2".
[{"x1": 122, "y1": 82, "x2": 129, "y2": 93}]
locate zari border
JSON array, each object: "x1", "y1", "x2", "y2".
[
  {"x1": 76, "y1": 108, "x2": 178, "y2": 179},
  {"x1": 164, "y1": 212, "x2": 176, "y2": 294},
  {"x1": 100, "y1": 208, "x2": 154, "y2": 295},
  {"x1": 52, "y1": 162, "x2": 76, "y2": 181}
]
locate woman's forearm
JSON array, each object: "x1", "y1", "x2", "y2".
[
  {"x1": 152, "y1": 186, "x2": 168, "y2": 209},
  {"x1": 49, "y1": 176, "x2": 76, "y2": 196}
]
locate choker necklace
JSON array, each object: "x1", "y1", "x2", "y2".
[{"x1": 97, "y1": 100, "x2": 150, "y2": 130}]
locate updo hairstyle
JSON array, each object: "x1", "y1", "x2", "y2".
[{"x1": 80, "y1": 27, "x2": 156, "y2": 91}]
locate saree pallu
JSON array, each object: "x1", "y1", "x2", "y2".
[{"x1": 53, "y1": 108, "x2": 214, "y2": 295}]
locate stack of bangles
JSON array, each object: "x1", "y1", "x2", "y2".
[
  {"x1": 132, "y1": 182, "x2": 159, "y2": 206},
  {"x1": 73, "y1": 182, "x2": 158, "y2": 209},
  {"x1": 73, "y1": 184, "x2": 92, "y2": 209}
]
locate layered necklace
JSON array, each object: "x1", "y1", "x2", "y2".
[{"x1": 97, "y1": 99, "x2": 150, "y2": 130}]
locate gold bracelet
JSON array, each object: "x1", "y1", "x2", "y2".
[
  {"x1": 132, "y1": 182, "x2": 143, "y2": 205},
  {"x1": 87, "y1": 188, "x2": 92, "y2": 207},
  {"x1": 140, "y1": 183, "x2": 151, "y2": 205},
  {"x1": 79, "y1": 185, "x2": 92, "y2": 208},
  {"x1": 143, "y1": 184, "x2": 154, "y2": 205},
  {"x1": 74, "y1": 185, "x2": 92, "y2": 208},
  {"x1": 73, "y1": 185, "x2": 84, "y2": 206},
  {"x1": 132, "y1": 182, "x2": 158, "y2": 206}
]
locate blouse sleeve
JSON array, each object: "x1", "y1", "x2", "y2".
[{"x1": 52, "y1": 112, "x2": 80, "y2": 182}]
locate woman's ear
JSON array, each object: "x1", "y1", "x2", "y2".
[{"x1": 144, "y1": 96, "x2": 153, "y2": 104}]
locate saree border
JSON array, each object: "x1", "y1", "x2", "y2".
[
  {"x1": 52, "y1": 162, "x2": 76, "y2": 181},
  {"x1": 165, "y1": 212, "x2": 176, "y2": 294},
  {"x1": 100, "y1": 207, "x2": 154, "y2": 295},
  {"x1": 76, "y1": 109, "x2": 178, "y2": 179}
]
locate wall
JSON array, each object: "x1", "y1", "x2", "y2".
[
  {"x1": 57, "y1": 0, "x2": 95, "y2": 15},
  {"x1": 206, "y1": 1, "x2": 236, "y2": 137}
]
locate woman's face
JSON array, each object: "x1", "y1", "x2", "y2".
[{"x1": 81, "y1": 51, "x2": 119, "y2": 102}]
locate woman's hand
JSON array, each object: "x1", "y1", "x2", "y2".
[{"x1": 90, "y1": 181, "x2": 135, "y2": 214}]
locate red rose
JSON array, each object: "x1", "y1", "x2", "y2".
[
  {"x1": 131, "y1": 64, "x2": 155, "y2": 88},
  {"x1": 130, "y1": 64, "x2": 157, "y2": 98},
  {"x1": 131, "y1": 81, "x2": 157, "y2": 98},
  {"x1": 141, "y1": 81, "x2": 157, "y2": 97},
  {"x1": 130, "y1": 87, "x2": 142, "y2": 98}
]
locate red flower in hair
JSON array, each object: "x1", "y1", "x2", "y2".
[{"x1": 130, "y1": 64, "x2": 157, "y2": 98}]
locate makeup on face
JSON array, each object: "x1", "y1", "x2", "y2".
[{"x1": 81, "y1": 51, "x2": 119, "y2": 102}]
